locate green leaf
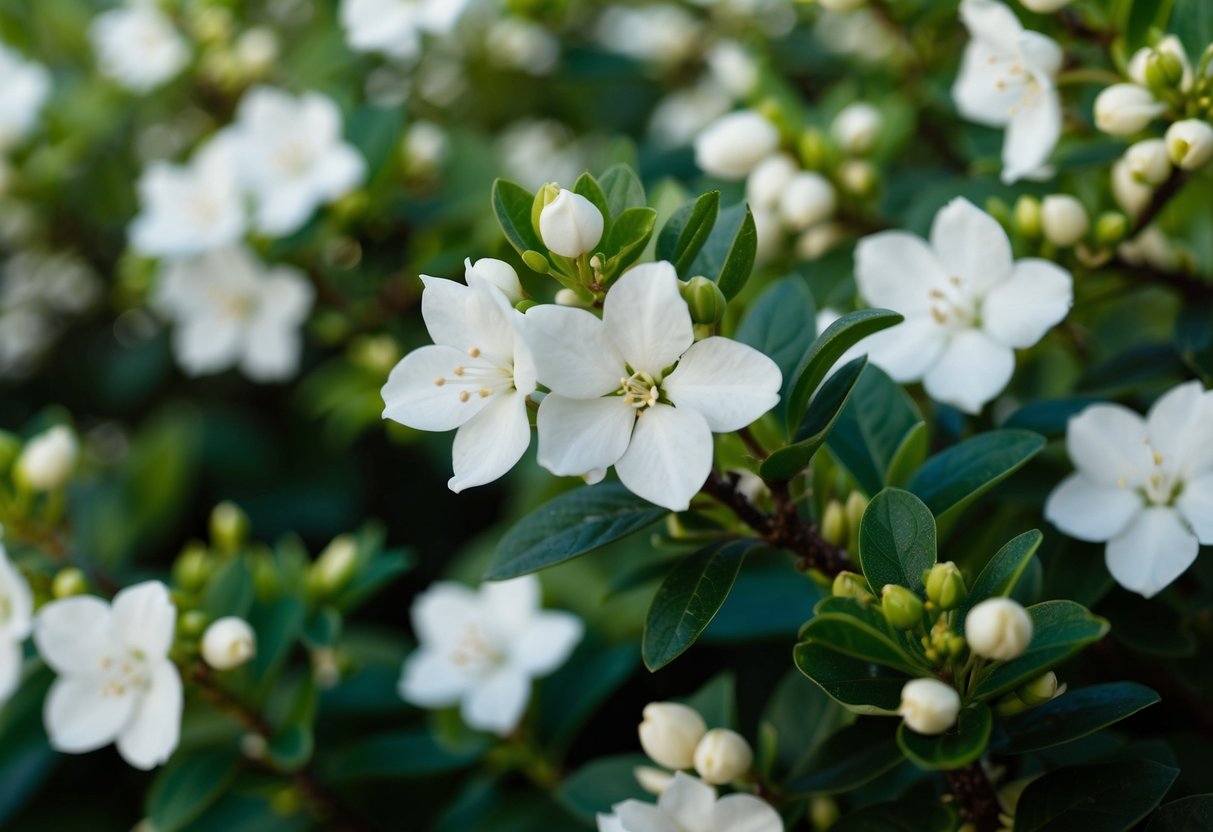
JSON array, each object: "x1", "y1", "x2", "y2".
[
  {"x1": 574, "y1": 171, "x2": 612, "y2": 232},
  {"x1": 603, "y1": 206, "x2": 657, "y2": 275},
  {"x1": 331, "y1": 547, "x2": 415, "y2": 612},
  {"x1": 826, "y1": 365, "x2": 923, "y2": 496},
  {"x1": 736, "y1": 276, "x2": 818, "y2": 415},
  {"x1": 491, "y1": 178, "x2": 544, "y2": 257},
  {"x1": 760, "y1": 356, "x2": 867, "y2": 480},
  {"x1": 1125, "y1": 0, "x2": 1173, "y2": 54},
  {"x1": 1174, "y1": 0, "x2": 1213, "y2": 57},
  {"x1": 786, "y1": 720, "x2": 905, "y2": 793},
  {"x1": 201, "y1": 558, "x2": 254, "y2": 619},
  {"x1": 956, "y1": 530, "x2": 1043, "y2": 633},
  {"x1": 599, "y1": 164, "x2": 647, "y2": 219},
  {"x1": 994, "y1": 682, "x2": 1160, "y2": 754},
  {"x1": 656, "y1": 191, "x2": 719, "y2": 276},
  {"x1": 713, "y1": 205, "x2": 757, "y2": 300},
  {"x1": 557, "y1": 754, "x2": 651, "y2": 823},
  {"x1": 832, "y1": 801, "x2": 957, "y2": 832},
  {"x1": 487, "y1": 483, "x2": 667, "y2": 578},
  {"x1": 267, "y1": 722, "x2": 314, "y2": 772},
  {"x1": 1014, "y1": 760, "x2": 1179, "y2": 832},
  {"x1": 799, "y1": 597, "x2": 926, "y2": 675},
  {"x1": 793, "y1": 640, "x2": 907, "y2": 715},
  {"x1": 974, "y1": 601, "x2": 1110, "y2": 699},
  {"x1": 761, "y1": 670, "x2": 849, "y2": 780},
  {"x1": 1002, "y1": 398, "x2": 1103, "y2": 439},
  {"x1": 248, "y1": 596, "x2": 307, "y2": 700},
  {"x1": 785, "y1": 309, "x2": 903, "y2": 429},
  {"x1": 147, "y1": 749, "x2": 239, "y2": 832},
  {"x1": 907, "y1": 429, "x2": 1045, "y2": 524},
  {"x1": 858, "y1": 488, "x2": 936, "y2": 595},
  {"x1": 325, "y1": 730, "x2": 490, "y2": 780},
  {"x1": 897, "y1": 703, "x2": 992, "y2": 771},
  {"x1": 884, "y1": 422, "x2": 928, "y2": 488},
  {"x1": 643, "y1": 540, "x2": 754, "y2": 671},
  {"x1": 1147, "y1": 795, "x2": 1213, "y2": 831}
]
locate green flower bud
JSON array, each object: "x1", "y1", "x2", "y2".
[
  {"x1": 881, "y1": 584, "x2": 924, "y2": 630},
  {"x1": 1145, "y1": 51, "x2": 1185, "y2": 89},
  {"x1": 798, "y1": 128, "x2": 828, "y2": 170},
  {"x1": 210, "y1": 501, "x2": 250, "y2": 555},
  {"x1": 531, "y1": 182, "x2": 562, "y2": 242},
  {"x1": 173, "y1": 542, "x2": 213, "y2": 591},
  {"x1": 810, "y1": 795, "x2": 841, "y2": 831},
  {"x1": 832, "y1": 570, "x2": 872, "y2": 600},
  {"x1": 52, "y1": 568, "x2": 88, "y2": 599},
  {"x1": 514, "y1": 299, "x2": 538, "y2": 313},
  {"x1": 1095, "y1": 211, "x2": 1128, "y2": 247},
  {"x1": 680, "y1": 276, "x2": 727, "y2": 325},
  {"x1": 1014, "y1": 195, "x2": 1041, "y2": 239},
  {"x1": 180, "y1": 608, "x2": 210, "y2": 638},
  {"x1": 924, "y1": 562, "x2": 967, "y2": 610},
  {"x1": 994, "y1": 693, "x2": 1029, "y2": 717},
  {"x1": 521, "y1": 249, "x2": 550, "y2": 274},
  {"x1": 1016, "y1": 671, "x2": 1060, "y2": 706},
  {"x1": 821, "y1": 499, "x2": 847, "y2": 547},
  {"x1": 309, "y1": 534, "x2": 360, "y2": 596},
  {"x1": 844, "y1": 492, "x2": 869, "y2": 532}
]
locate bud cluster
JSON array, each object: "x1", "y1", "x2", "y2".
[{"x1": 636, "y1": 701, "x2": 754, "y2": 790}]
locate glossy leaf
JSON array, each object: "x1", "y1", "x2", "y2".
[
  {"x1": 656, "y1": 191, "x2": 719, "y2": 275},
  {"x1": 736, "y1": 276, "x2": 818, "y2": 416},
  {"x1": 994, "y1": 682, "x2": 1160, "y2": 754},
  {"x1": 761, "y1": 356, "x2": 867, "y2": 480},
  {"x1": 1014, "y1": 760, "x2": 1178, "y2": 832},
  {"x1": 325, "y1": 730, "x2": 490, "y2": 780},
  {"x1": 956, "y1": 529, "x2": 1043, "y2": 633},
  {"x1": 557, "y1": 754, "x2": 651, "y2": 823},
  {"x1": 799, "y1": 597, "x2": 927, "y2": 675},
  {"x1": 713, "y1": 205, "x2": 757, "y2": 300},
  {"x1": 858, "y1": 488, "x2": 936, "y2": 595},
  {"x1": 602, "y1": 206, "x2": 656, "y2": 275},
  {"x1": 907, "y1": 429, "x2": 1045, "y2": 523},
  {"x1": 147, "y1": 749, "x2": 239, "y2": 832},
  {"x1": 491, "y1": 178, "x2": 544, "y2": 256},
  {"x1": 1147, "y1": 795, "x2": 1213, "y2": 831},
  {"x1": 826, "y1": 364, "x2": 923, "y2": 496},
  {"x1": 793, "y1": 640, "x2": 907, "y2": 715},
  {"x1": 897, "y1": 703, "x2": 992, "y2": 771},
  {"x1": 1002, "y1": 398, "x2": 1102, "y2": 438},
  {"x1": 786, "y1": 719, "x2": 905, "y2": 793},
  {"x1": 885, "y1": 422, "x2": 928, "y2": 488},
  {"x1": 599, "y1": 163, "x2": 647, "y2": 218},
  {"x1": 975, "y1": 601, "x2": 1110, "y2": 699}
]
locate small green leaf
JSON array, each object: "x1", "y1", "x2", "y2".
[
  {"x1": 826, "y1": 364, "x2": 923, "y2": 496},
  {"x1": 331, "y1": 548, "x2": 414, "y2": 612},
  {"x1": 656, "y1": 191, "x2": 719, "y2": 275},
  {"x1": 1014, "y1": 760, "x2": 1179, "y2": 832},
  {"x1": 492, "y1": 178, "x2": 544, "y2": 256},
  {"x1": 897, "y1": 703, "x2": 992, "y2": 771},
  {"x1": 793, "y1": 640, "x2": 907, "y2": 715},
  {"x1": 147, "y1": 749, "x2": 239, "y2": 832},
  {"x1": 785, "y1": 309, "x2": 903, "y2": 429},
  {"x1": 859, "y1": 488, "x2": 937, "y2": 595},
  {"x1": 599, "y1": 164, "x2": 647, "y2": 218},
  {"x1": 994, "y1": 682, "x2": 1160, "y2": 754},
  {"x1": 1125, "y1": 0, "x2": 1171, "y2": 53},
  {"x1": 487, "y1": 483, "x2": 667, "y2": 578},
  {"x1": 956, "y1": 530, "x2": 1043, "y2": 633},
  {"x1": 1147, "y1": 795, "x2": 1213, "y2": 831},
  {"x1": 799, "y1": 606, "x2": 925, "y2": 675},
  {"x1": 974, "y1": 601, "x2": 1109, "y2": 699},
  {"x1": 643, "y1": 540, "x2": 754, "y2": 671},
  {"x1": 907, "y1": 429, "x2": 1045, "y2": 524},
  {"x1": 557, "y1": 754, "x2": 651, "y2": 823},
  {"x1": 760, "y1": 356, "x2": 866, "y2": 480},
  {"x1": 603, "y1": 206, "x2": 657, "y2": 276},
  {"x1": 714, "y1": 205, "x2": 757, "y2": 300}
]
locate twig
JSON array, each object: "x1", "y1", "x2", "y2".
[
  {"x1": 1129, "y1": 169, "x2": 1190, "y2": 238},
  {"x1": 946, "y1": 762, "x2": 1002, "y2": 832}
]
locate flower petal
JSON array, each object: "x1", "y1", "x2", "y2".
[
  {"x1": 536, "y1": 394, "x2": 635, "y2": 478},
  {"x1": 854, "y1": 232, "x2": 945, "y2": 314},
  {"x1": 1177, "y1": 474, "x2": 1213, "y2": 545},
  {"x1": 952, "y1": 41, "x2": 1025, "y2": 128},
  {"x1": 1105, "y1": 506, "x2": 1199, "y2": 598},
  {"x1": 1146, "y1": 381, "x2": 1213, "y2": 479},
  {"x1": 662, "y1": 337, "x2": 781, "y2": 432},
  {"x1": 116, "y1": 659, "x2": 182, "y2": 770},
  {"x1": 922, "y1": 329, "x2": 1014, "y2": 414},
  {"x1": 658, "y1": 772, "x2": 716, "y2": 832},
  {"x1": 860, "y1": 317, "x2": 949, "y2": 383},
  {"x1": 712, "y1": 794, "x2": 785, "y2": 832},
  {"x1": 44, "y1": 675, "x2": 134, "y2": 754},
  {"x1": 929, "y1": 198, "x2": 1013, "y2": 298},
  {"x1": 461, "y1": 667, "x2": 531, "y2": 736},
  {"x1": 603, "y1": 262, "x2": 694, "y2": 376},
  {"x1": 111, "y1": 582, "x2": 176, "y2": 661},
  {"x1": 34, "y1": 596, "x2": 114, "y2": 675},
  {"x1": 1001, "y1": 76, "x2": 1060, "y2": 184},
  {"x1": 959, "y1": 0, "x2": 1024, "y2": 56},
  {"x1": 398, "y1": 647, "x2": 471, "y2": 708},
  {"x1": 381, "y1": 344, "x2": 491, "y2": 432},
  {"x1": 524, "y1": 306, "x2": 625, "y2": 398},
  {"x1": 480, "y1": 575, "x2": 540, "y2": 638},
  {"x1": 1065, "y1": 404, "x2": 1151, "y2": 487},
  {"x1": 173, "y1": 319, "x2": 244, "y2": 376},
  {"x1": 615, "y1": 404, "x2": 712, "y2": 512},
  {"x1": 0, "y1": 640, "x2": 21, "y2": 704},
  {"x1": 421, "y1": 276, "x2": 516, "y2": 364},
  {"x1": 1044, "y1": 474, "x2": 1143, "y2": 542},
  {"x1": 614, "y1": 801, "x2": 683, "y2": 832},
  {"x1": 410, "y1": 582, "x2": 480, "y2": 649},
  {"x1": 449, "y1": 390, "x2": 531, "y2": 492},
  {"x1": 511, "y1": 611, "x2": 584, "y2": 677},
  {"x1": 981, "y1": 258, "x2": 1072, "y2": 348},
  {"x1": 596, "y1": 813, "x2": 628, "y2": 832}
]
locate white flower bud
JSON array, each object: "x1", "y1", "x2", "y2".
[
  {"x1": 838, "y1": 159, "x2": 876, "y2": 197},
  {"x1": 554, "y1": 288, "x2": 583, "y2": 306},
  {"x1": 466, "y1": 257, "x2": 524, "y2": 304},
  {"x1": 1018, "y1": 0, "x2": 1071, "y2": 12},
  {"x1": 965, "y1": 597, "x2": 1033, "y2": 660},
  {"x1": 898, "y1": 678, "x2": 961, "y2": 735},
  {"x1": 779, "y1": 171, "x2": 837, "y2": 231},
  {"x1": 745, "y1": 154, "x2": 797, "y2": 210},
  {"x1": 1130, "y1": 36, "x2": 1193, "y2": 90},
  {"x1": 634, "y1": 766, "x2": 675, "y2": 796},
  {"x1": 831, "y1": 102, "x2": 883, "y2": 155},
  {"x1": 1111, "y1": 158, "x2": 1153, "y2": 219},
  {"x1": 638, "y1": 702, "x2": 707, "y2": 770},
  {"x1": 1166, "y1": 119, "x2": 1213, "y2": 170},
  {"x1": 1125, "y1": 139, "x2": 1172, "y2": 185},
  {"x1": 538, "y1": 189, "x2": 604, "y2": 258},
  {"x1": 694, "y1": 110, "x2": 780, "y2": 180},
  {"x1": 402, "y1": 121, "x2": 447, "y2": 176},
  {"x1": 1040, "y1": 195, "x2": 1089, "y2": 247},
  {"x1": 234, "y1": 27, "x2": 279, "y2": 75},
  {"x1": 15, "y1": 425, "x2": 78, "y2": 491},
  {"x1": 693, "y1": 728, "x2": 753, "y2": 785},
  {"x1": 201, "y1": 616, "x2": 257, "y2": 670},
  {"x1": 796, "y1": 222, "x2": 847, "y2": 261},
  {"x1": 1094, "y1": 84, "x2": 1166, "y2": 136},
  {"x1": 706, "y1": 41, "x2": 758, "y2": 98}
]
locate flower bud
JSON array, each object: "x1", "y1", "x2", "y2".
[
  {"x1": 1040, "y1": 195, "x2": 1089, "y2": 247},
  {"x1": 1018, "y1": 0, "x2": 1070, "y2": 11},
  {"x1": 692, "y1": 728, "x2": 753, "y2": 785},
  {"x1": 838, "y1": 159, "x2": 876, "y2": 197},
  {"x1": 15, "y1": 425, "x2": 78, "y2": 492},
  {"x1": 638, "y1": 702, "x2": 707, "y2": 770},
  {"x1": 309, "y1": 534, "x2": 359, "y2": 595},
  {"x1": 694, "y1": 110, "x2": 781, "y2": 180},
  {"x1": 202, "y1": 616, "x2": 257, "y2": 670},
  {"x1": 832, "y1": 570, "x2": 872, "y2": 600},
  {"x1": 798, "y1": 127, "x2": 828, "y2": 170},
  {"x1": 234, "y1": 27, "x2": 279, "y2": 76},
  {"x1": 1016, "y1": 671, "x2": 1059, "y2": 706},
  {"x1": 1111, "y1": 158, "x2": 1153, "y2": 219},
  {"x1": 1166, "y1": 119, "x2": 1213, "y2": 170},
  {"x1": 1094, "y1": 84, "x2": 1166, "y2": 136},
  {"x1": 881, "y1": 584, "x2": 924, "y2": 630},
  {"x1": 52, "y1": 568, "x2": 88, "y2": 599},
  {"x1": 1125, "y1": 139, "x2": 1172, "y2": 186},
  {"x1": 520, "y1": 249, "x2": 550, "y2": 274},
  {"x1": 180, "y1": 609, "x2": 210, "y2": 638},
  {"x1": 1014, "y1": 195, "x2": 1041, "y2": 238},
  {"x1": 465, "y1": 257, "x2": 524, "y2": 304},
  {"x1": 924, "y1": 562, "x2": 967, "y2": 611},
  {"x1": 554, "y1": 288, "x2": 583, "y2": 306},
  {"x1": 745, "y1": 154, "x2": 797, "y2": 210},
  {"x1": 831, "y1": 102, "x2": 883, "y2": 155},
  {"x1": 821, "y1": 499, "x2": 846, "y2": 546},
  {"x1": 210, "y1": 501, "x2": 250, "y2": 554},
  {"x1": 965, "y1": 597, "x2": 1033, "y2": 660},
  {"x1": 539, "y1": 189, "x2": 604, "y2": 258},
  {"x1": 1095, "y1": 211, "x2": 1128, "y2": 247},
  {"x1": 680, "y1": 276, "x2": 727, "y2": 325},
  {"x1": 779, "y1": 171, "x2": 837, "y2": 231},
  {"x1": 811, "y1": 796, "x2": 841, "y2": 829},
  {"x1": 898, "y1": 678, "x2": 960, "y2": 735},
  {"x1": 634, "y1": 766, "x2": 674, "y2": 796},
  {"x1": 844, "y1": 491, "x2": 869, "y2": 529}
]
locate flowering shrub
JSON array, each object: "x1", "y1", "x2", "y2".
[{"x1": 0, "y1": 0, "x2": 1212, "y2": 830}]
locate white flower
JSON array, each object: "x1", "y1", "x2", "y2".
[
  {"x1": 524, "y1": 262, "x2": 782, "y2": 511},
  {"x1": 1044, "y1": 382, "x2": 1213, "y2": 597},
  {"x1": 90, "y1": 4, "x2": 189, "y2": 93},
  {"x1": 539, "y1": 189, "x2": 605, "y2": 258},
  {"x1": 226, "y1": 87, "x2": 366, "y2": 237},
  {"x1": 398, "y1": 575, "x2": 583, "y2": 735},
  {"x1": 953, "y1": 0, "x2": 1062, "y2": 184},
  {"x1": 1165, "y1": 119, "x2": 1213, "y2": 170},
  {"x1": 964, "y1": 597, "x2": 1033, "y2": 660},
  {"x1": 0, "y1": 540, "x2": 33, "y2": 704},
  {"x1": 1111, "y1": 157, "x2": 1153, "y2": 219},
  {"x1": 402, "y1": 120, "x2": 447, "y2": 176},
  {"x1": 693, "y1": 728, "x2": 753, "y2": 785},
  {"x1": 694, "y1": 110, "x2": 781, "y2": 180},
  {"x1": 34, "y1": 581, "x2": 182, "y2": 770},
  {"x1": 1125, "y1": 138, "x2": 1172, "y2": 186},
  {"x1": 649, "y1": 80, "x2": 734, "y2": 149},
  {"x1": 0, "y1": 42, "x2": 51, "y2": 149},
  {"x1": 598, "y1": 772, "x2": 781, "y2": 832},
  {"x1": 234, "y1": 27, "x2": 279, "y2": 76},
  {"x1": 129, "y1": 136, "x2": 246, "y2": 259},
  {"x1": 486, "y1": 18, "x2": 560, "y2": 76},
  {"x1": 154, "y1": 244, "x2": 314, "y2": 382},
  {"x1": 1040, "y1": 195, "x2": 1089, "y2": 247},
  {"x1": 779, "y1": 172, "x2": 837, "y2": 232},
  {"x1": 381, "y1": 270, "x2": 536, "y2": 492},
  {"x1": 745, "y1": 154, "x2": 797, "y2": 212},
  {"x1": 898, "y1": 678, "x2": 960, "y2": 735},
  {"x1": 639, "y1": 701, "x2": 707, "y2": 769},
  {"x1": 595, "y1": 5, "x2": 703, "y2": 70},
  {"x1": 832, "y1": 102, "x2": 883, "y2": 155},
  {"x1": 1094, "y1": 84, "x2": 1166, "y2": 136},
  {"x1": 201, "y1": 617, "x2": 256, "y2": 671},
  {"x1": 339, "y1": 0, "x2": 469, "y2": 61},
  {"x1": 706, "y1": 41, "x2": 758, "y2": 98},
  {"x1": 16, "y1": 425, "x2": 78, "y2": 492},
  {"x1": 854, "y1": 198, "x2": 1072, "y2": 414}
]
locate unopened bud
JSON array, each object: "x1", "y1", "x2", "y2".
[
  {"x1": 832, "y1": 570, "x2": 872, "y2": 600},
  {"x1": 15, "y1": 425, "x2": 78, "y2": 492},
  {"x1": 1126, "y1": 139, "x2": 1172, "y2": 186},
  {"x1": 1112, "y1": 158, "x2": 1153, "y2": 219},
  {"x1": 831, "y1": 102, "x2": 882, "y2": 155},
  {"x1": 1165, "y1": 119, "x2": 1213, "y2": 170},
  {"x1": 521, "y1": 249, "x2": 550, "y2": 274},
  {"x1": 798, "y1": 127, "x2": 828, "y2": 170},
  {"x1": 881, "y1": 584, "x2": 924, "y2": 630},
  {"x1": 1095, "y1": 212, "x2": 1128, "y2": 247},
  {"x1": 746, "y1": 154, "x2": 797, "y2": 210},
  {"x1": 1144, "y1": 51, "x2": 1185, "y2": 89},
  {"x1": 1041, "y1": 195, "x2": 1089, "y2": 247},
  {"x1": 692, "y1": 728, "x2": 753, "y2": 785},
  {"x1": 838, "y1": 159, "x2": 876, "y2": 197},
  {"x1": 810, "y1": 795, "x2": 841, "y2": 830},
  {"x1": 1017, "y1": 671, "x2": 1060, "y2": 706},
  {"x1": 1018, "y1": 0, "x2": 1070, "y2": 11},
  {"x1": 694, "y1": 110, "x2": 780, "y2": 180},
  {"x1": 844, "y1": 491, "x2": 869, "y2": 532},
  {"x1": 965, "y1": 597, "x2": 1033, "y2": 660},
  {"x1": 210, "y1": 501, "x2": 250, "y2": 555},
  {"x1": 1094, "y1": 84, "x2": 1166, "y2": 136},
  {"x1": 310, "y1": 534, "x2": 359, "y2": 595},
  {"x1": 634, "y1": 766, "x2": 674, "y2": 796},
  {"x1": 680, "y1": 276, "x2": 726, "y2": 325},
  {"x1": 538, "y1": 189, "x2": 604, "y2": 258},
  {"x1": 821, "y1": 500, "x2": 846, "y2": 546},
  {"x1": 180, "y1": 609, "x2": 209, "y2": 638},
  {"x1": 0, "y1": 431, "x2": 20, "y2": 473},
  {"x1": 202, "y1": 616, "x2": 257, "y2": 670},
  {"x1": 52, "y1": 568, "x2": 88, "y2": 599},
  {"x1": 638, "y1": 702, "x2": 707, "y2": 770},
  {"x1": 554, "y1": 288, "x2": 583, "y2": 306},
  {"x1": 780, "y1": 171, "x2": 837, "y2": 231},
  {"x1": 898, "y1": 678, "x2": 960, "y2": 735},
  {"x1": 1014, "y1": 195, "x2": 1041, "y2": 238},
  {"x1": 924, "y1": 562, "x2": 967, "y2": 611},
  {"x1": 173, "y1": 542, "x2": 213, "y2": 591}
]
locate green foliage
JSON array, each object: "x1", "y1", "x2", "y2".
[{"x1": 1014, "y1": 760, "x2": 1179, "y2": 832}]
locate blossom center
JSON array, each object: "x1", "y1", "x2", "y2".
[
  {"x1": 620, "y1": 370, "x2": 660, "y2": 410},
  {"x1": 432, "y1": 346, "x2": 516, "y2": 403},
  {"x1": 1133, "y1": 440, "x2": 1182, "y2": 505},
  {"x1": 448, "y1": 622, "x2": 503, "y2": 671},
  {"x1": 96, "y1": 651, "x2": 151, "y2": 698},
  {"x1": 928, "y1": 277, "x2": 977, "y2": 329},
  {"x1": 273, "y1": 140, "x2": 313, "y2": 176}
]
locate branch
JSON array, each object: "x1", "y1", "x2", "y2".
[
  {"x1": 946, "y1": 762, "x2": 1003, "y2": 832},
  {"x1": 1130, "y1": 169, "x2": 1190, "y2": 238}
]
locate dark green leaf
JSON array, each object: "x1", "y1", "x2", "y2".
[
  {"x1": 201, "y1": 558, "x2": 254, "y2": 619},
  {"x1": 761, "y1": 356, "x2": 867, "y2": 480},
  {"x1": 897, "y1": 703, "x2": 992, "y2": 771},
  {"x1": 1147, "y1": 795, "x2": 1213, "y2": 831},
  {"x1": 1174, "y1": 0, "x2": 1213, "y2": 57},
  {"x1": 736, "y1": 276, "x2": 818, "y2": 416},
  {"x1": 714, "y1": 205, "x2": 757, "y2": 300},
  {"x1": 975, "y1": 601, "x2": 1110, "y2": 699},
  {"x1": 685, "y1": 201, "x2": 754, "y2": 298},
  {"x1": 907, "y1": 429, "x2": 1045, "y2": 523},
  {"x1": 994, "y1": 682, "x2": 1160, "y2": 754},
  {"x1": 346, "y1": 105, "x2": 404, "y2": 180},
  {"x1": 761, "y1": 670, "x2": 849, "y2": 780},
  {"x1": 1014, "y1": 760, "x2": 1178, "y2": 832},
  {"x1": 147, "y1": 749, "x2": 239, "y2": 832},
  {"x1": 799, "y1": 597, "x2": 926, "y2": 675},
  {"x1": 787, "y1": 719, "x2": 905, "y2": 793},
  {"x1": 1002, "y1": 398, "x2": 1103, "y2": 438},
  {"x1": 326, "y1": 730, "x2": 490, "y2": 780},
  {"x1": 332, "y1": 548, "x2": 414, "y2": 611},
  {"x1": 884, "y1": 422, "x2": 928, "y2": 488},
  {"x1": 956, "y1": 530, "x2": 1043, "y2": 632},
  {"x1": 832, "y1": 801, "x2": 957, "y2": 832},
  {"x1": 656, "y1": 191, "x2": 719, "y2": 275},
  {"x1": 858, "y1": 488, "x2": 936, "y2": 595},
  {"x1": 826, "y1": 364, "x2": 923, "y2": 495},
  {"x1": 599, "y1": 164, "x2": 647, "y2": 219},
  {"x1": 557, "y1": 754, "x2": 650, "y2": 823},
  {"x1": 1125, "y1": 0, "x2": 1170, "y2": 52},
  {"x1": 793, "y1": 640, "x2": 907, "y2": 715},
  {"x1": 491, "y1": 178, "x2": 544, "y2": 257}
]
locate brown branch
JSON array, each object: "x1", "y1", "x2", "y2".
[
  {"x1": 1108, "y1": 257, "x2": 1213, "y2": 300},
  {"x1": 946, "y1": 762, "x2": 1002, "y2": 832},
  {"x1": 1129, "y1": 169, "x2": 1190, "y2": 238}
]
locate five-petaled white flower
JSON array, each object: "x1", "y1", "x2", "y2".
[
  {"x1": 129, "y1": 136, "x2": 246, "y2": 259},
  {"x1": 598, "y1": 771, "x2": 782, "y2": 832},
  {"x1": 855, "y1": 198, "x2": 1072, "y2": 414},
  {"x1": 0, "y1": 538, "x2": 33, "y2": 704},
  {"x1": 1045, "y1": 382, "x2": 1213, "y2": 598},
  {"x1": 0, "y1": 41, "x2": 52, "y2": 150},
  {"x1": 34, "y1": 581, "x2": 182, "y2": 770},
  {"x1": 154, "y1": 244, "x2": 314, "y2": 381},
  {"x1": 398, "y1": 575, "x2": 583, "y2": 736},
  {"x1": 381, "y1": 262, "x2": 536, "y2": 493},
  {"x1": 226, "y1": 86, "x2": 366, "y2": 237},
  {"x1": 953, "y1": 0, "x2": 1063, "y2": 184},
  {"x1": 524, "y1": 262, "x2": 781, "y2": 512},
  {"x1": 90, "y1": 3, "x2": 190, "y2": 93},
  {"x1": 339, "y1": 0, "x2": 469, "y2": 62}
]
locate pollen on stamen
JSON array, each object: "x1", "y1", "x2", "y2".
[
  {"x1": 434, "y1": 377, "x2": 445, "y2": 387},
  {"x1": 467, "y1": 347, "x2": 480, "y2": 358},
  {"x1": 949, "y1": 275, "x2": 962, "y2": 287},
  {"x1": 1117, "y1": 478, "x2": 1126, "y2": 488},
  {"x1": 478, "y1": 388, "x2": 491, "y2": 398},
  {"x1": 459, "y1": 391, "x2": 470, "y2": 402},
  {"x1": 1153, "y1": 452, "x2": 1163, "y2": 465},
  {"x1": 931, "y1": 308, "x2": 947, "y2": 325},
  {"x1": 453, "y1": 366, "x2": 465, "y2": 376}
]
